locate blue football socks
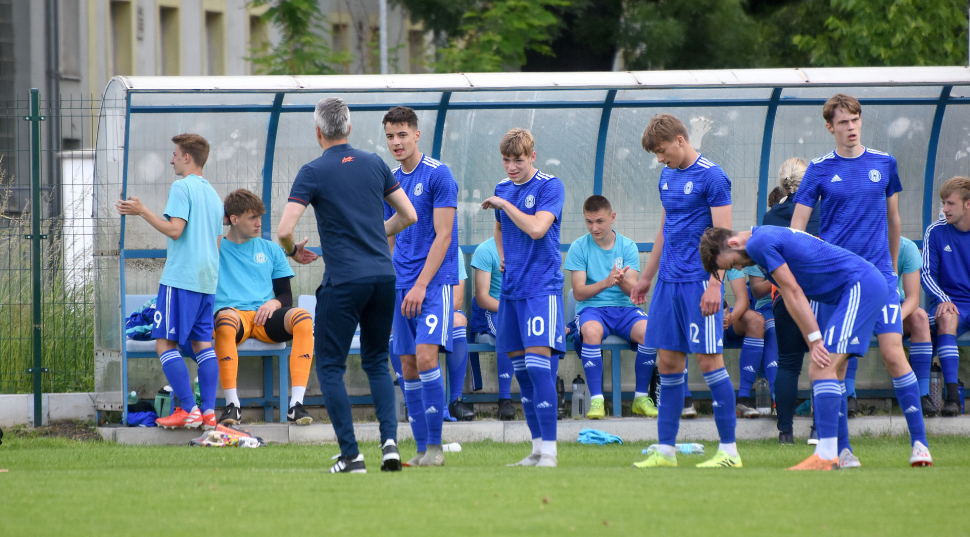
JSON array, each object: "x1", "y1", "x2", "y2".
[
  {"x1": 893, "y1": 371, "x2": 927, "y2": 447},
  {"x1": 194, "y1": 347, "x2": 218, "y2": 413},
  {"x1": 581, "y1": 343, "x2": 604, "y2": 398},
  {"x1": 525, "y1": 353, "x2": 557, "y2": 442},
  {"x1": 738, "y1": 337, "x2": 764, "y2": 398},
  {"x1": 762, "y1": 317, "x2": 779, "y2": 394},
  {"x1": 446, "y1": 327, "x2": 468, "y2": 402},
  {"x1": 511, "y1": 356, "x2": 541, "y2": 440},
  {"x1": 388, "y1": 349, "x2": 404, "y2": 384},
  {"x1": 419, "y1": 366, "x2": 445, "y2": 445},
  {"x1": 704, "y1": 368, "x2": 737, "y2": 444},
  {"x1": 497, "y1": 351, "x2": 513, "y2": 399},
  {"x1": 938, "y1": 334, "x2": 960, "y2": 385},
  {"x1": 635, "y1": 345, "x2": 656, "y2": 396},
  {"x1": 658, "y1": 373, "x2": 684, "y2": 446},
  {"x1": 909, "y1": 341, "x2": 934, "y2": 397},
  {"x1": 838, "y1": 381, "x2": 851, "y2": 454},
  {"x1": 159, "y1": 349, "x2": 196, "y2": 412},
  {"x1": 682, "y1": 368, "x2": 692, "y2": 399},
  {"x1": 403, "y1": 379, "x2": 427, "y2": 452},
  {"x1": 844, "y1": 356, "x2": 858, "y2": 398},
  {"x1": 813, "y1": 380, "x2": 842, "y2": 460}
]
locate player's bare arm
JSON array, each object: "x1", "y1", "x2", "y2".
[
  {"x1": 115, "y1": 196, "x2": 186, "y2": 240},
  {"x1": 900, "y1": 270, "x2": 921, "y2": 320},
  {"x1": 493, "y1": 220, "x2": 505, "y2": 272},
  {"x1": 725, "y1": 277, "x2": 750, "y2": 330},
  {"x1": 771, "y1": 262, "x2": 829, "y2": 367},
  {"x1": 384, "y1": 187, "x2": 418, "y2": 237},
  {"x1": 887, "y1": 193, "x2": 901, "y2": 273},
  {"x1": 790, "y1": 203, "x2": 813, "y2": 232},
  {"x1": 401, "y1": 206, "x2": 455, "y2": 319},
  {"x1": 481, "y1": 196, "x2": 556, "y2": 240},
  {"x1": 700, "y1": 204, "x2": 732, "y2": 316},
  {"x1": 749, "y1": 274, "x2": 772, "y2": 300},
  {"x1": 277, "y1": 202, "x2": 318, "y2": 265},
  {"x1": 571, "y1": 266, "x2": 624, "y2": 302},
  {"x1": 474, "y1": 269, "x2": 499, "y2": 312},
  {"x1": 254, "y1": 298, "x2": 282, "y2": 326},
  {"x1": 631, "y1": 208, "x2": 664, "y2": 304},
  {"x1": 617, "y1": 265, "x2": 638, "y2": 297}
]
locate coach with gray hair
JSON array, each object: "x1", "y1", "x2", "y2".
[{"x1": 278, "y1": 97, "x2": 418, "y2": 473}]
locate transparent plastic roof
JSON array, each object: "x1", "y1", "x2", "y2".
[{"x1": 94, "y1": 67, "x2": 970, "y2": 360}]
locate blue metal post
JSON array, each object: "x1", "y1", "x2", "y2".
[
  {"x1": 756, "y1": 88, "x2": 782, "y2": 226},
  {"x1": 592, "y1": 90, "x2": 617, "y2": 196},
  {"x1": 431, "y1": 92, "x2": 451, "y2": 160},
  {"x1": 261, "y1": 93, "x2": 284, "y2": 240},
  {"x1": 120, "y1": 92, "x2": 132, "y2": 426},
  {"x1": 923, "y1": 86, "x2": 952, "y2": 232}
]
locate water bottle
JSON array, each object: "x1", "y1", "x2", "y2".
[
  {"x1": 571, "y1": 375, "x2": 587, "y2": 419},
  {"x1": 643, "y1": 443, "x2": 705, "y2": 456},
  {"x1": 127, "y1": 391, "x2": 138, "y2": 405},
  {"x1": 556, "y1": 376, "x2": 566, "y2": 420},
  {"x1": 154, "y1": 386, "x2": 173, "y2": 417},
  {"x1": 755, "y1": 377, "x2": 771, "y2": 416},
  {"x1": 930, "y1": 363, "x2": 944, "y2": 411}
]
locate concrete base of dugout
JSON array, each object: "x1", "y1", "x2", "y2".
[{"x1": 98, "y1": 414, "x2": 970, "y2": 446}]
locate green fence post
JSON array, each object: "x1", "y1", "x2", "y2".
[{"x1": 24, "y1": 88, "x2": 48, "y2": 427}]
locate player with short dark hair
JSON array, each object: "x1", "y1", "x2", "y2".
[
  {"x1": 922, "y1": 175, "x2": 970, "y2": 416},
  {"x1": 482, "y1": 128, "x2": 566, "y2": 467},
  {"x1": 383, "y1": 106, "x2": 460, "y2": 467},
  {"x1": 791, "y1": 93, "x2": 931, "y2": 468},
  {"x1": 213, "y1": 189, "x2": 315, "y2": 426},
  {"x1": 630, "y1": 113, "x2": 740, "y2": 469},
  {"x1": 116, "y1": 134, "x2": 223, "y2": 429},
  {"x1": 565, "y1": 195, "x2": 657, "y2": 419}
]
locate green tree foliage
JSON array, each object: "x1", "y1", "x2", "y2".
[
  {"x1": 249, "y1": 0, "x2": 352, "y2": 75},
  {"x1": 792, "y1": 0, "x2": 969, "y2": 66},
  {"x1": 615, "y1": 0, "x2": 764, "y2": 70}
]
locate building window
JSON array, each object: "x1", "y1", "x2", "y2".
[
  {"x1": 159, "y1": 6, "x2": 180, "y2": 76},
  {"x1": 204, "y1": 11, "x2": 225, "y2": 76},
  {"x1": 249, "y1": 14, "x2": 268, "y2": 75},
  {"x1": 110, "y1": 1, "x2": 133, "y2": 76}
]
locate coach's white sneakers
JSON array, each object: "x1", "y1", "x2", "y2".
[
  {"x1": 839, "y1": 448, "x2": 861, "y2": 469},
  {"x1": 909, "y1": 441, "x2": 933, "y2": 467}
]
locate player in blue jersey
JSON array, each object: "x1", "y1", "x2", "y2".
[
  {"x1": 629, "y1": 114, "x2": 740, "y2": 469},
  {"x1": 723, "y1": 267, "x2": 770, "y2": 419},
  {"x1": 213, "y1": 189, "x2": 315, "y2": 426},
  {"x1": 481, "y1": 128, "x2": 566, "y2": 467},
  {"x1": 565, "y1": 195, "x2": 658, "y2": 419},
  {"x1": 382, "y1": 106, "x2": 460, "y2": 467},
  {"x1": 116, "y1": 134, "x2": 223, "y2": 430},
  {"x1": 701, "y1": 225, "x2": 933, "y2": 468},
  {"x1": 922, "y1": 176, "x2": 970, "y2": 417},
  {"x1": 792, "y1": 93, "x2": 931, "y2": 467},
  {"x1": 471, "y1": 237, "x2": 517, "y2": 420}
]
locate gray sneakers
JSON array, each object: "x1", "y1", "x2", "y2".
[
  {"x1": 839, "y1": 448, "x2": 861, "y2": 469},
  {"x1": 418, "y1": 444, "x2": 445, "y2": 467}
]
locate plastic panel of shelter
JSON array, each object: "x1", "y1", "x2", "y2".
[
  {"x1": 128, "y1": 92, "x2": 280, "y2": 107},
  {"x1": 271, "y1": 97, "x2": 437, "y2": 299},
  {"x1": 928, "y1": 103, "x2": 970, "y2": 223},
  {"x1": 771, "y1": 87, "x2": 939, "y2": 241},
  {"x1": 437, "y1": 104, "x2": 600, "y2": 250},
  {"x1": 448, "y1": 89, "x2": 608, "y2": 103},
  {"x1": 120, "y1": 110, "x2": 270, "y2": 291}
]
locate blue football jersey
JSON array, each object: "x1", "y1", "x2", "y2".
[
  {"x1": 657, "y1": 155, "x2": 732, "y2": 282},
  {"x1": 494, "y1": 170, "x2": 565, "y2": 299},
  {"x1": 793, "y1": 148, "x2": 902, "y2": 277},
  {"x1": 922, "y1": 218, "x2": 970, "y2": 305},
  {"x1": 384, "y1": 154, "x2": 459, "y2": 289},
  {"x1": 746, "y1": 225, "x2": 877, "y2": 305}
]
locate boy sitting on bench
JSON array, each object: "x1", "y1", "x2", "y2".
[{"x1": 214, "y1": 189, "x2": 315, "y2": 425}]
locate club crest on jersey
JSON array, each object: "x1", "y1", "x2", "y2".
[
  {"x1": 684, "y1": 181, "x2": 693, "y2": 194},
  {"x1": 413, "y1": 183, "x2": 424, "y2": 196},
  {"x1": 525, "y1": 195, "x2": 536, "y2": 208},
  {"x1": 254, "y1": 252, "x2": 266, "y2": 264},
  {"x1": 869, "y1": 169, "x2": 881, "y2": 182}
]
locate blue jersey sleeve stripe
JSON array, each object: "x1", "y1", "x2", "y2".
[{"x1": 921, "y1": 220, "x2": 951, "y2": 303}]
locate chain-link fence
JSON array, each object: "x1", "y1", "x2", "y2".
[{"x1": 0, "y1": 92, "x2": 99, "y2": 394}]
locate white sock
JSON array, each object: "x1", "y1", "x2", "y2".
[
  {"x1": 718, "y1": 442, "x2": 738, "y2": 457},
  {"x1": 224, "y1": 388, "x2": 240, "y2": 408},
  {"x1": 532, "y1": 437, "x2": 543, "y2": 454},
  {"x1": 187, "y1": 405, "x2": 199, "y2": 414},
  {"x1": 816, "y1": 437, "x2": 838, "y2": 460},
  {"x1": 591, "y1": 394, "x2": 604, "y2": 401},
  {"x1": 290, "y1": 386, "x2": 306, "y2": 408},
  {"x1": 634, "y1": 391, "x2": 648, "y2": 398},
  {"x1": 658, "y1": 444, "x2": 676, "y2": 458},
  {"x1": 541, "y1": 441, "x2": 557, "y2": 457}
]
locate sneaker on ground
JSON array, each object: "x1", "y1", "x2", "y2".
[
  {"x1": 807, "y1": 425, "x2": 818, "y2": 445},
  {"x1": 681, "y1": 403, "x2": 697, "y2": 419},
  {"x1": 586, "y1": 398, "x2": 606, "y2": 419},
  {"x1": 202, "y1": 410, "x2": 216, "y2": 430},
  {"x1": 788, "y1": 454, "x2": 838, "y2": 471},
  {"x1": 696, "y1": 450, "x2": 743, "y2": 468},
  {"x1": 448, "y1": 399, "x2": 475, "y2": 421},
  {"x1": 156, "y1": 407, "x2": 203, "y2": 429},
  {"x1": 404, "y1": 452, "x2": 425, "y2": 467},
  {"x1": 778, "y1": 431, "x2": 794, "y2": 445},
  {"x1": 287, "y1": 402, "x2": 313, "y2": 425},
  {"x1": 921, "y1": 395, "x2": 941, "y2": 417},
  {"x1": 839, "y1": 448, "x2": 861, "y2": 469},
  {"x1": 507, "y1": 453, "x2": 541, "y2": 467},
  {"x1": 736, "y1": 398, "x2": 760, "y2": 419},
  {"x1": 330, "y1": 453, "x2": 366, "y2": 473},
  {"x1": 910, "y1": 441, "x2": 933, "y2": 467},
  {"x1": 536, "y1": 455, "x2": 557, "y2": 467},
  {"x1": 846, "y1": 396, "x2": 858, "y2": 418},
  {"x1": 218, "y1": 403, "x2": 241, "y2": 425},
  {"x1": 633, "y1": 450, "x2": 677, "y2": 468},
  {"x1": 380, "y1": 439, "x2": 402, "y2": 472},
  {"x1": 418, "y1": 444, "x2": 445, "y2": 467},
  {"x1": 498, "y1": 398, "x2": 516, "y2": 421},
  {"x1": 632, "y1": 395, "x2": 658, "y2": 418}
]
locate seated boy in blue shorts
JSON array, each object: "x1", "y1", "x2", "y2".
[
  {"x1": 116, "y1": 134, "x2": 224, "y2": 429},
  {"x1": 565, "y1": 195, "x2": 657, "y2": 419},
  {"x1": 470, "y1": 237, "x2": 516, "y2": 420},
  {"x1": 723, "y1": 267, "x2": 770, "y2": 418},
  {"x1": 923, "y1": 175, "x2": 970, "y2": 417},
  {"x1": 212, "y1": 189, "x2": 315, "y2": 426}
]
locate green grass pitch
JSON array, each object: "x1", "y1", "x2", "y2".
[{"x1": 2, "y1": 434, "x2": 968, "y2": 536}]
